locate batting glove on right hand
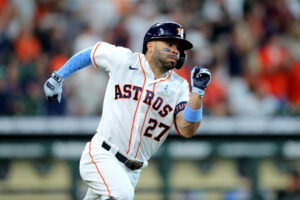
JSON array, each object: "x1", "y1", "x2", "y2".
[
  {"x1": 191, "y1": 67, "x2": 211, "y2": 97},
  {"x1": 44, "y1": 72, "x2": 63, "y2": 103}
]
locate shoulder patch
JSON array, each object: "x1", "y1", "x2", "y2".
[{"x1": 174, "y1": 101, "x2": 187, "y2": 119}]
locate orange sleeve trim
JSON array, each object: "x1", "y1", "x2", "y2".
[
  {"x1": 92, "y1": 42, "x2": 102, "y2": 69},
  {"x1": 126, "y1": 53, "x2": 147, "y2": 155},
  {"x1": 88, "y1": 142, "x2": 113, "y2": 198}
]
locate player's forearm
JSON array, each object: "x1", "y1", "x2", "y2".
[
  {"x1": 44, "y1": 47, "x2": 93, "y2": 103},
  {"x1": 176, "y1": 112, "x2": 201, "y2": 138},
  {"x1": 176, "y1": 93, "x2": 203, "y2": 138},
  {"x1": 56, "y1": 47, "x2": 93, "y2": 79}
]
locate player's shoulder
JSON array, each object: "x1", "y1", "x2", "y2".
[
  {"x1": 170, "y1": 70, "x2": 189, "y2": 85},
  {"x1": 101, "y1": 41, "x2": 134, "y2": 55}
]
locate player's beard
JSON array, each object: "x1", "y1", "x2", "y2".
[{"x1": 152, "y1": 46, "x2": 177, "y2": 73}]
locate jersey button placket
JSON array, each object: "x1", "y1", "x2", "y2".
[
  {"x1": 131, "y1": 81, "x2": 149, "y2": 156},
  {"x1": 129, "y1": 82, "x2": 147, "y2": 156}
]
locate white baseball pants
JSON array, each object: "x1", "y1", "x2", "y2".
[{"x1": 79, "y1": 138, "x2": 141, "y2": 200}]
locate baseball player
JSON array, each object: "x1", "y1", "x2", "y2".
[{"x1": 44, "y1": 22, "x2": 211, "y2": 200}]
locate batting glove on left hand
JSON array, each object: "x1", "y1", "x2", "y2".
[
  {"x1": 191, "y1": 66, "x2": 211, "y2": 97},
  {"x1": 44, "y1": 72, "x2": 63, "y2": 103}
]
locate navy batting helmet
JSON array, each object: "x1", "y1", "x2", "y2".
[
  {"x1": 142, "y1": 22, "x2": 193, "y2": 69},
  {"x1": 142, "y1": 22, "x2": 193, "y2": 54}
]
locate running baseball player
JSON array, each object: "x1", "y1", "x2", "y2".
[{"x1": 44, "y1": 22, "x2": 211, "y2": 200}]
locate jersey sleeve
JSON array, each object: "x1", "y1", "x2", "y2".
[
  {"x1": 90, "y1": 41, "x2": 131, "y2": 73},
  {"x1": 174, "y1": 80, "x2": 189, "y2": 117},
  {"x1": 173, "y1": 80, "x2": 190, "y2": 137}
]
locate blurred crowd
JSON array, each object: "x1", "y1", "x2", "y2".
[{"x1": 0, "y1": 0, "x2": 300, "y2": 116}]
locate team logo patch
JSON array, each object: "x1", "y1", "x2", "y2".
[
  {"x1": 158, "y1": 28, "x2": 164, "y2": 35},
  {"x1": 176, "y1": 27, "x2": 184, "y2": 38}
]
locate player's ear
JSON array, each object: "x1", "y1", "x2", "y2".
[{"x1": 146, "y1": 41, "x2": 153, "y2": 53}]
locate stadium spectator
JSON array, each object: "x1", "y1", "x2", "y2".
[
  {"x1": 287, "y1": 60, "x2": 300, "y2": 115},
  {"x1": 0, "y1": 0, "x2": 299, "y2": 116}
]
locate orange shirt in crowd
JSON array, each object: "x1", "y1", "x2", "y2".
[
  {"x1": 0, "y1": 0, "x2": 8, "y2": 11},
  {"x1": 258, "y1": 41, "x2": 289, "y2": 99},
  {"x1": 15, "y1": 33, "x2": 41, "y2": 63},
  {"x1": 49, "y1": 55, "x2": 69, "y2": 72},
  {"x1": 288, "y1": 60, "x2": 300, "y2": 105}
]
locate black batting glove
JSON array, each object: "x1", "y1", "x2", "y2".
[{"x1": 191, "y1": 67, "x2": 211, "y2": 97}]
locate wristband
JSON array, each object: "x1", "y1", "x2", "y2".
[{"x1": 182, "y1": 104, "x2": 202, "y2": 122}]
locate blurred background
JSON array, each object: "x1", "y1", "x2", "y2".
[{"x1": 0, "y1": 0, "x2": 300, "y2": 199}]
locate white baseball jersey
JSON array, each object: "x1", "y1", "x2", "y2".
[{"x1": 90, "y1": 41, "x2": 190, "y2": 163}]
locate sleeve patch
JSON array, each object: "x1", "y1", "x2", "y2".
[{"x1": 173, "y1": 101, "x2": 187, "y2": 119}]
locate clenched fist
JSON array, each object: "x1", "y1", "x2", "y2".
[{"x1": 191, "y1": 67, "x2": 211, "y2": 97}]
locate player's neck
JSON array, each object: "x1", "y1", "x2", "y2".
[
  {"x1": 146, "y1": 54, "x2": 167, "y2": 79},
  {"x1": 151, "y1": 65, "x2": 167, "y2": 79}
]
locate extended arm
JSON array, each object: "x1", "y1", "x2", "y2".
[
  {"x1": 44, "y1": 47, "x2": 92, "y2": 103},
  {"x1": 175, "y1": 67, "x2": 211, "y2": 138}
]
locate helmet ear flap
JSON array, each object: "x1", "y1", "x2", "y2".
[{"x1": 175, "y1": 51, "x2": 186, "y2": 69}]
